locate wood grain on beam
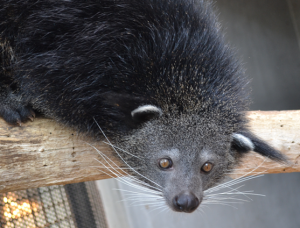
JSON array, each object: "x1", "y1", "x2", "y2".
[
  {"x1": 0, "y1": 110, "x2": 299, "y2": 193},
  {"x1": 231, "y1": 110, "x2": 300, "y2": 178}
]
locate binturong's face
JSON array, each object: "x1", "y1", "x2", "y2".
[{"x1": 111, "y1": 105, "x2": 286, "y2": 213}]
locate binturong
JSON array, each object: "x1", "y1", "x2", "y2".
[{"x1": 0, "y1": 0, "x2": 286, "y2": 213}]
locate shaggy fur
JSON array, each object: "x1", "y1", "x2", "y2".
[{"x1": 0, "y1": 0, "x2": 286, "y2": 212}]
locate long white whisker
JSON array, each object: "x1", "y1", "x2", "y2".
[
  {"x1": 102, "y1": 141, "x2": 143, "y2": 159},
  {"x1": 204, "y1": 197, "x2": 250, "y2": 203},
  {"x1": 203, "y1": 161, "x2": 267, "y2": 210},
  {"x1": 202, "y1": 202, "x2": 239, "y2": 209},
  {"x1": 93, "y1": 117, "x2": 162, "y2": 188},
  {"x1": 89, "y1": 142, "x2": 162, "y2": 191},
  {"x1": 93, "y1": 157, "x2": 125, "y2": 179},
  {"x1": 114, "y1": 187, "x2": 162, "y2": 196},
  {"x1": 206, "y1": 174, "x2": 264, "y2": 194},
  {"x1": 85, "y1": 141, "x2": 129, "y2": 178},
  {"x1": 94, "y1": 157, "x2": 159, "y2": 194},
  {"x1": 205, "y1": 185, "x2": 263, "y2": 201}
]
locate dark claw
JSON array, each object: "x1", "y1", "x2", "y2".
[
  {"x1": 0, "y1": 105, "x2": 35, "y2": 126},
  {"x1": 16, "y1": 119, "x2": 22, "y2": 126},
  {"x1": 30, "y1": 110, "x2": 36, "y2": 118},
  {"x1": 0, "y1": 88, "x2": 35, "y2": 126}
]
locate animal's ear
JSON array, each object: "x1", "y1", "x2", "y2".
[
  {"x1": 231, "y1": 132, "x2": 287, "y2": 162},
  {"x1": 131, "y1": 105, "x2": 162, "y2": 122},
  {"x1": 100, "y1": 92, "x2": 161, "y2": 126}
]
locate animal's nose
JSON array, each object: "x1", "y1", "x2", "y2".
[{"x1": 172, "y1": 191, "x2": 200, "y2": 213}]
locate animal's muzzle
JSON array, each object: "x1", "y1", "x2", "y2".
[{"x1": 172, "y1": 191, "x2": 201, "y2": 213}]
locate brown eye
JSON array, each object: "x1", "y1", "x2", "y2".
[
  {"x1": 159, "y1": 158, "x2": 173, "y2": 169},
  {"x1": 201, "y1": 162, "x2": 213, "y2": 173}
]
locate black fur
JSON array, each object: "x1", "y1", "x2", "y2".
[
  {"x1": 0, "y1": 0, "x2": 248, "y2": 133},
  {"x1": 0, "y1": 0, "x2": 286, "y2": 212},
  {"x1": 237, "y1": 131, "x2": 286, "y2": 162}
]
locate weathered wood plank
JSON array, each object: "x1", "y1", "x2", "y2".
[
  {"x1": 0, "y1": 118, "x2": 122, "y2": 193},
  {"x1": 0, "y1": 110, "x2": 299, "y2": 193},
  {"x1": 231, "y1": 110, "x2": 300, "y2": 178}
]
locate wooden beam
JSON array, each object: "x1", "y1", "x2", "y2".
[
  {"x1": 0, "y1": 110, "x2": 299, "y2": 193},
  {"x1": 231, "y1": 110, "x2": 300, "y2": 178}
]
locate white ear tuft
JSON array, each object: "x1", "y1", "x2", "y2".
[
  {"x1": 232, "y1": 133, "x2": 255, "y2": 151},
  {"x1": 131, "y1": 105, "x2": 162, "y2": 118}
]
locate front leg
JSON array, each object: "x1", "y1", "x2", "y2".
[{"x1": 0, "y1": 84, "x2": 35, "y2": 125}]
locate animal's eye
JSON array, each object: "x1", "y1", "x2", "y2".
[
  {"x1": 201, "y1": 162, "x2": 213, "y2": 173},
  {"x1": 158, "y1": 158, "x2": 173, "y2": 169}
]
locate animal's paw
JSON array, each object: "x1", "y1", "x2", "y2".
[{"x1": 0, "y1": 104, "x2": 35, "y2": 126}]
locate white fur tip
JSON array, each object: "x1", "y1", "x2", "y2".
[
  {"x1": 131, "y1": 105, "x2": 162, "y2": 117},
  {"x1": 233, "y1": 133, "x2": 255, "y2": 151}
]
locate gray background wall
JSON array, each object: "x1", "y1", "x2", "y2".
[{"x1": 97, "y1": 0, "x2": 300, "y2": 227}]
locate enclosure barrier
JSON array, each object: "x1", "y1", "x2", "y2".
[{"x1": 0, "y1": 110, "x2": 299, "y2": 193}]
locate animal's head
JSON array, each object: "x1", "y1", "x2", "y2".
[{"x1": 111, "y1": 104, "x2": 286, "y2": 213}]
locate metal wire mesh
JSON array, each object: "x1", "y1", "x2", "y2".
[
  {"x1": 0, "y1": 186, "x2": 76, "y2": 228},
  {"x1": 0, "y1": 182, "x2": 108, "y2": 228},
  {"x1": 64, "y1": 182, "x2": 108, "y2": 228},
  {"x1": 85, "y1": 182, "x2": 108, "y2": 228},
  {"x1": 64, "y1": 183, "x2": 97, "y2": 228}
]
